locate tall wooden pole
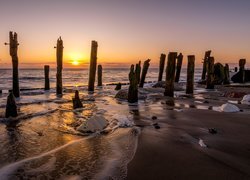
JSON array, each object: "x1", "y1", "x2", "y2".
[
  {"x1": 5, "y1": 32, "x2": 20, "y2": 98},
  {"x1": 239, "y1": 59, "x2": 246, "y2": 83},
  {"x1": 175, "y1": 53, "x2": 183, "y2": 83},
  {"x1": 158, "y1": 54, "x2": 166, "y2": 82},
  {"x1": 128, "y1": 65, "x2": 138, "y2": 103},
  {"x1": 223, "y1": 64, "x2": 230, "y2": 85},
  {"x1": 44, "y1": 65, "x2": 50, "y2": 90},
  {"x1": 206, "y1": 57, "x2": 215, "y2": 89},
  {"x1": 164, "y1": 52, "x2": 177, "y2": 97},
  {"x1": 139, "y1": 59, "x2": 150, "y2": 88},
  {"x1": 55, "y1": 37, "x2": 63, "y2": 95},
  {"x1": 88, "y1": 41, "x2": 98, "y2": 91},
  {"x1": 97, "y1": 64, "x2": 102, "y2": 86},
  {"x1": 186, "y1": 55, "x2": 195, "y2": 94},
  {"x1": 135, "y1": 61, "x2": 141, "y2": 84},
  {"x1": 201, "y1": 50, "x2": 211, "y2": 80}
]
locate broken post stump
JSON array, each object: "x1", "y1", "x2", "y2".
[
  {"x1": 135, "y1": 61, "x2": 141, "y2": 84},
  {"x1": 97, "y1": 64, "x2": 102, "y2": 86},
  {"x1": 55, "y1": 37, "x2": 63, "y2": 95},
  {"x1": 115, "y1": 83, "x2": 122, "y2": 90},
  {"x1": 5, "y1": 92, "x2": 18, "y2": 118},
  {"x1": 206, "y1": 57, "x2": 215, "y2": 89},
  {"x1": 186, "y1": 55, "x2": 195, "y2": 94},
  {"x1": 223, "y1": 64, "x2": 230, "y2": 85},
  {"x1": 139, "y1": 59, "x2": 150, "y2": 88},
  {"x1": 5, "y1": 32, "x2": 20, "y2": 98},
  {"x1": 44, "y1": 65, "x2": 50, "y2": 90},
  {"x1": 175, "y1": 53, "x2": 183, "y2": 83},
  {"x1": 239, "y1": 59, "x2": 246, "y2": 83},
  {"x1": 88, "y1": 41, "x2": 98, "y2": 91},
  {"x1": 72, "y1": 90, "x2": 83, "y2": 109},
  {"x1": 201, "y1": 50, "x2": 212, "y2": 80},
  {"x1": 234, "y1": 67, "x2": 238, "y2": 72},
  {"x1": 164, "y1": 52, "x2": 177, "y2": 97},
  {"x1": 158, "y1": 54, "x2": 166, "y2": 82},
  {"x1": 128, "y1": 65, "x2": 138, "y2": 103}
]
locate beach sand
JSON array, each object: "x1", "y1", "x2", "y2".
[{"x1": 127, "y1": 86, "x2": 250, "y2": 180}]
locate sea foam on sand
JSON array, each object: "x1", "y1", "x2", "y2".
[{"x1": 215, "y1": 103, "x2": 240, "y2": 112}]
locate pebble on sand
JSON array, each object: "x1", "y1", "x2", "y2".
[{"x1": 77, "y1": 115, "x2": 108, "y2": 133}]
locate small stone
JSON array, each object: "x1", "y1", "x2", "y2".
[
  {"x1": 153, "y1": 123, "x2": 160, "y2": 129},
  {"x1": 203, "y1": 100, "x2": 209, "y2": 104},
  {"x1": 152, "y1": 116, "x2": 157, "y2": 120},
  {"x1": 208, "y1": 128, "x2": 217, "y2": 134}
]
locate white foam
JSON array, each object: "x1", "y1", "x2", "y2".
[
  {"x1": 219, "y1": 103, "x2": 240, "y2": 112},
  {"x1": 199, "y1": 139, "x2": 207, "y2": 148},
  {"x1": 112, "y1": 114, "x2": 134, "y2": 127}
]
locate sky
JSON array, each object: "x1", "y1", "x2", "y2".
[{"x1": 0, "y1": 0, "x2": 249, "y2": 68}]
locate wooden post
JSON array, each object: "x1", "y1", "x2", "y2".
[
  {"x1": 206, "y1": 57, "x2": 215, "y2": 89},
  {"x1": 164, "y1": 52, "x2": 177, "y2": 97},
  {"x1": 223, "y1": 64, "x2": 230, "y2": 85},
  {"x1": 175, "y1": 53, "x2": 183, "y2": 83},
  {"x1": 97, "y1": 64, "x2": 102, "y2": 86},
  {"x1": 201, "y1": 50, "x2": 212, "y2": 80},
  {"x1": 234, "y1": 67, "x2": 238, "y2": 72},
  {"x1": 44, "y1": 65, "x2": 50, "y2": 90},
  {"x1": 239, "y1": 59, "x2": 246, "y2": 83},
  {"x1": 88, "y1": 41, "x2": 98, "y2": 91},
  {"x1": 115, "y1": 83, "x2": 122, "y2": 90},
  {"x1": 55, "y1": 37, "x2": 63, "y2": 95},
  {"x1": 128, "y1": 65, "x2": 138, "y2": 103},
  {"x1": 135, "y1": 61, "x2": 141, "y2": 84},
  {"x1": 5, "y1": 32, "x2": 20, "y2": 98},
  {"x1": 5, "y1": 92, "x2": 18, "y2": 118},
  {"x1": 72, "y1": 90, "x2": 83, "y2": 109},
  {"x1": 139, "y1": 59, "x2": 150, "y2": 88},
  {"x1": 158, "y1": 54, "x2": 166, "y2": 82},
  {"x1": 186, "y1": 55, "x2": 195, "y2": 94}
]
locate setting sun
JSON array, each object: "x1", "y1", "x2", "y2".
[{"x1": 72, "y1": 60, "x2": 80, "y2": 66}]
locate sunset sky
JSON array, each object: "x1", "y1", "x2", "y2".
[{"x1": 0, "y1": 0, "x2": 249, "y2": 68}]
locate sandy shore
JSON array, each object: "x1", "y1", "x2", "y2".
[{"x1": 127, "y1": 86, "x2": 250, "y2": 180}]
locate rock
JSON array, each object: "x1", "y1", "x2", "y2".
[
  {"x1": 153, "y1": 123, "x2": 160, "y2": 129},
  {"x1": 219, "y1": 103, "x2": 240, "y2": 112},
  {"x1": 241, "y1": 95, "x2": 250, "y2": 105},
  {"x1": 77, "y1": 115, "x2": 108, "y2": 133},
  {"x1": 213, "y1": 63, "x2": 225, "y2": 85},
  {"x1": 152, "y1": 81, "x2": 184, "y2": 91},
  {"x1": 165, "y1": 98, "x2": 175, "y2": 106},
  {"x1": 115, "y1": 89, "x2": 128, "y2": 100},
  {"x1": 208, "y1": 128, "x2": 217, "y2": 134},
  {"x1": 5, "y1": 92, "x2": 18, "y2": 118},
  {"x1": 115, "y1": 83, "x2": 122, "y2": 90},
  {"x1": 152, "y1": 116, "x2": 157, "y2": 120}
]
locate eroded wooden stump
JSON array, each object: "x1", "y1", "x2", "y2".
[
  {"x1": 201, "y1": 50, "x2": 211, "y2": 80},
  {"x1": 175, "y1": 53, "x2": 183, "y2": 83},
  {"x1": 158, "y1": 54, "x2": 166, "y2": 82},
  {"x1": 128, "y1": 65, "x2": 138, "y2": 103},
  {"x1": 97, "y1": 64, "x2": 102, "y2": 86},
  {"x1": 44, "y1": 65, "x2": 50, "y2": 90},
  {"x1": 73, "y1": 90, "x2": 83, "y2": 109},
  {"x1": 186, "y1": 55, "x2": 195, "y2": 94},
  {"x1": 115, "y1": 83, "x2": 122, "y2": 90},
  {"x1": 139, "y1": 59, "x2": 150, "y2": 88},
  {"x1": 206, "y1": 57, "x2": 215, "y2": 89}
]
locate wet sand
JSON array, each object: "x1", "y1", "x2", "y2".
[{"x1": 127, "y1": 87, "x2": 250, "y2": 180}]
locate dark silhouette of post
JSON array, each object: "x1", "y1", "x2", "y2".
[
  {"x1": 135, "y1": 61, "x2": 141, "y2": 84},
  {"x1": 234, "y1": 67, "x2": 238, "y2": 72},
  {"x1": 55, "y1": 37, "x2": 63, "y2": 95},
  {"x1": 206, "y1": 57, "x2": 215, "y2": 89},
  {"x1": 72, "y1": 90, "x2": 83, "y2": 109},
  {"x1": 186, "y1": 55, "x2": 195, "y2": 94},
  {"x1": 201, "y1": 50, "x2": 212, "y2": 80},
  {"x1": 139, "y1": 59, "x2": 150, "y2": 88},
  {"x1": 164, "y1": 52, "x2": 177, "y2": 97},
  {"x1": 5, "y1": 92, "x2": 18, "y2": 118},
  {"x1": 175, "y1": 53, "x2": 183, "y2": 83},
  {"x1": 239, "y1": 59, "x2": 246, "y2": 83},
  {"x1": 88, "y1": 41, "x2": 98, "y2": 91},
  {"x1": 115, "y1": 83, "x2": 122, "y2": 90},
  {"x1": 223, "y1": 64, "x2": 230, "y2": 85},
  {"x1": 158, "y1": 54, "x2": 166, "y2": 82},
  {"x1": 44, "y1": 65, "x2": 50, "y2": 90},
  {"x1": 128, "y1": 65, "x2": 138, "y2": 103},
  {"x1": 97, "y1": 64, "x2": 102, "y2": 86},
  {"x1": 5, "y1": 32, "x2": 20, "y2": 98}
]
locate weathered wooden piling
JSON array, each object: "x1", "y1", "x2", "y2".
[
  {"x1": 97, "y1": 64, "x2": 102, "y2": 86},
  {"x1": 164, "y1": 52, "x2": 177, "y2": 97},
  {"x1": 44, "y1": 65, "x2": 50, "y2": 90},
  {"x1": 135, "y1": 61, "x2": 141, "y2": 84},
  {"x1": 72, "y1": 90, "x2": 83, "y2": 109},
  {"x1": 186, "y1": 55, "x2": 195, "y2": 94},
  {"x1": 158, "y1": 54, "x2": 166, "y2": 82},
  {"x1": 223, "y1": 64, "x2": 230, "y2": 85},
  {"x1": 55, "y1": 37, "x2": 63, "y2": 95},
  {"x1": 201, "y1": 50, "x2": 212, "y2": 80},
  {"x1": 175, "y1": 53, "x2": 183, "y2": 83},
  {"x1": 88, "y1": 41, "x2": 98, "y2": 91},
  {"x1": 115, "y1": 83, "x2": 122, "y2": 90},
  {"x1": 206, "y1": 57, "x2": 215, "y2": 89},
  {"x1": 5, "y1": 32, "x2": 20, "y2": 98},
  {"x1": 5, "y1": 92, "x2": 18, "y2": 118},
  {"x1": 139, "y1": 59, "x2": 150, "y2": 88},
  {"x1": 234, "y1": 67, "x2": 238, "y2": 72},
  {"x1": 128, "y1": 65, "x2": 138, "y2": 103},
  {"x1": 239, "y1": 59, "x2": 246, "y2": 83}
]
